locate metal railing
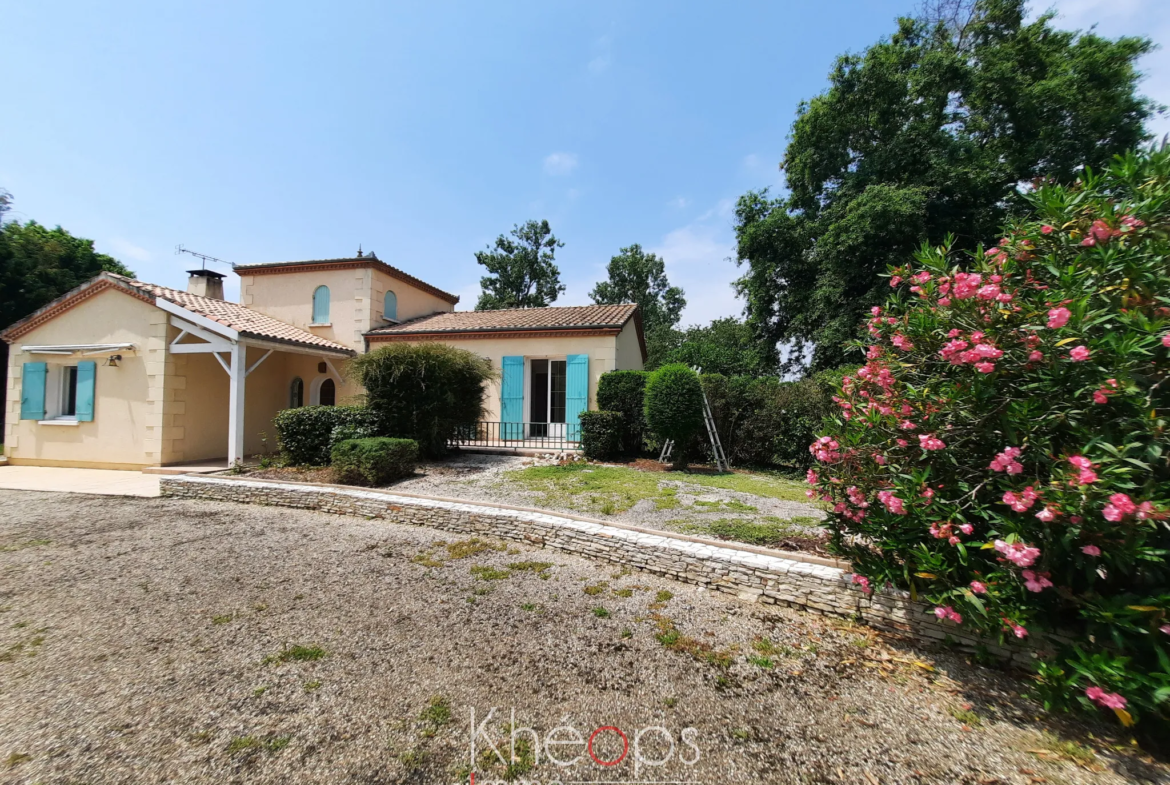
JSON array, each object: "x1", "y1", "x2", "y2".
[{"x1": 450, "y1": 421, "x2": 581, "y2": 451}]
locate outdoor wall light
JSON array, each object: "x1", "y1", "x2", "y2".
[{"x1": 108, "y1": 355, "x2": 122, "y2": 367}]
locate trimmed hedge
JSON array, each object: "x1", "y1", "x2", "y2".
[
  {"x1": 273, "y1": 405, "x2": 380, "y2": 466},
  {"x1": 596, "y1": 370, "x2": 648, "y2": 456},
  {"x1": 644, "y1": 364, "x2": 704, "y2": 469},
  {"x1": 330, "y1": 437, "x2": 418, "y2": 486},
  {"x1": 579, "y1": 411, "x2": 625, "y2": 461}
]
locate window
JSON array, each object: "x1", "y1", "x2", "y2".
[
  {"x1": 383, "y1": 290, "x2": 398, "y2": 322},
  {"x1": 289, "y1": 377, "x2": 304, "y2": 408},
  {"x1": 527, "y1": 358, "x2": 567, "y2": 437},
  {"x1": 312, "y1": 285, "x2": 330, "y2": 324},
  {"x1": 319, "y1": 378, "x2": 336, "y2": 406},
  {"x1": 60, "y1": 365, "x2": 79, "y2": 417}
]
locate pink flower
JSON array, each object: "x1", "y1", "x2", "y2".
[
  {"x1": 889, "y1": 276, "x2": 902, "y2": 287},
  {"x1": 1002, "y1": 486, "x2": 1039, "y2": 513},
  {"x1": 1085, "y1": 686, "x2": 1127, "y2": 710},
  {"x1": 874, "y1": 455, "x2": 887, "y2": 465},
  {"x1": 952, "y1": 272, "x2": 982, "y2": 300},
  {"x1": 1047, "y1": 307, "x2": 1070, "y2": 329},
  {"x1": 899, "y1": 420, "x2": 916, "y2": 431},
  {"x1": 977, "y1": 284, "x2": 1001, "y2": 300},
  {"x1": 1081, "y1": 544, "x2": 1101, "y2": 557},
  {"x1": 1163, "y1": 334, "x2": 1170, "y2": 348},
  {"x1": 1002, "y1": 618, "x2": 1029, "y2": 638},
  {"x1": 1028, "y1": 350, "x2": 1043, "y2": 362},
  {"x1": 975, "y1": 362, "x2": 996, "y2": 373},
  {"x1": 934, "y1": 606, "x2": 963, "y2": 624},
  {"x1": 891, "y1": 334, "x2": 914, "y2": 351},
  {"x1": 896, "y1": 439, "x2": 909, "y2": 448},
  {"x1": 1035, "y1": 506, "x2": 1057, "y2": 522},
  {"x1": 947, "y1": 329, "x2": 963, "y2": 338},
  {"x1": 918, "y1": 434, "x2": 946, "y2": 451},
  {"x1": 851, "y1": 574, "x2": 872, "y2": 595},
  {"x1": 1109, "y1": 493, "x2": 1137, "y2": 515},
  {"x1": 1040, "y1": 225, "x2": 1054, "y2": 235},
  {"x1": 1069, "y1": 345, "x2": 1090, "y2": 362},
  {"x1": 1067, "y1": 456, "x2": 1098, "y2": 485},
  {"x1": 970, "y1": 581, "x2": 987, "y2": 594},
  {"x1": 1022, "y1": 570, "x2": 1053, "y2": 593},
  {"x1": 806, "y1": 469, "x2": 819, "y2": 485},
  {"x1": 958, "y1": 523, "x2": 973, "y2": 535},
  {"x1": 1093, "y1": 389, "x2": 1109, "y2": 405},
  {"x1": 994, "y1": 539, "x2": 1040, "y2": 567},
  {"x1": 871, "y1": 306, "x2": 881, "y2": 317},
  {"x1": 1160, "y1": 624, "x2": 1170, "y2": 636},
  {"x1": 877, "y1": 490, "x2": 907, "y2": 515},
  {"x1": 937, "y1": 297, "x2": 952, "y2": 307},
  {"x1": 989, "y1": 446, "x2": 1023, "y2": 474}
]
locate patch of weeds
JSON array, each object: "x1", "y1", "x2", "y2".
[
  {"x1": 599, "y1": 499, "x2": 617, "y2": 515},
  {"x1": 655, "y1": 590, "x2": 674, "y2": 603},
  {"x1": 583, "y1": 581, "x2": 608, "y2": 596},
  {"x1": 447, "y1": 538, "x2": 507, "y2": 560},
  {"x1": 507, "y1": 561, "x2": 554, "y2": 580},
  {"x1": 947, "y1": 705, "x2": 981, "y2": 726},
  {"x1": 188, "y1": 730, "x2": 213, "y2": 745},
  {"x1": 1035, "y1": 733, "x2": 1097, "y2": 767},
  {"x1": 412, "y1": 552, "x2": 445, "y2": 568},
  {"x1": 520, "y1": 603, "x2": 540, "y2": 612},
  {"x1": 751, "y1": 637, "x2": 776, "y2": 655},
  {"x1": 265, "y1": 735, "x2": 291, "y2": 752},
  {"x1": 211, "y1": 613, "x2": 233, "y2": 625},
  {"x1": 748, "y1": 655, "x2": 775, "y2": 669},
  {"x1": 226, "y1": 736, "x2": 262, "y2": 754},
  {"x1": 612, "y1": 588, "x2": 633, "y2": 598},
  {"x1": 621, "y1": 628, "x2": 633, "y2": 639},
  {"x1": 504, "y1": 737, "x2": 536, "y2": 780},
  {"x1": 690, "y1": 517, "x2": 820, "y2": 548},
  {"x1": 592, "y1": 607, "x2": 611, "y2": 618},
  {"x1": 252, "y1": 603, "x2": 268, "y2": 612},
  {"x1": 263, "y1": 644, "x2": 326, "y2": 664},
  {"x1": 0, "y1": 539, "x2": 52, "y2": 553},
  {"x1": 611, "y1": 566, "x2": 632, "y2": 579},
  {"x1": 472, "y1": 585, "x2": 495, "y2": 596},
  {"x1": 420, "y1": 695, "x2": 452, "y2": 736},
  {"x1": 303, "y1": 680, "x2": 322, "y2": 693},
  {"x1": 5, "y1": 752, "x2": 31, "y2": 767},
  {"x1": 693, "y1": 499, "x2": 759, "y2": 513},
  {"x1": 730, "y1": 727, "x2": 753, "y2": 741},
  {"x1": 398, "y1": 747, "x2": 429, "y2": 770},
  {"x1": 253, "y1": 685, "x2": 269, "y2": 697},
  {"x1": 470, "y1": 565, "x2": 510, "y2": 581},
  {"x1": 663, "y1": 697, "x2": 678, "y2": 708},
  {"x1": 654, "y1": 489, "x2": 680, "y2": 510},
  {"x1": 653, "y1": 616, "x2": 735, "y2": 669}
]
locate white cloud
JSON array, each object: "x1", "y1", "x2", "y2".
[
  {"x1": 106, "y1": 237, "x2": 152, "y2": 263},
  {"x1": 543, "y1": 152, "x2": 579, "y2": 176},
  {"x1": 649, "y1": 218, "x2": 743, "y2": 327}
]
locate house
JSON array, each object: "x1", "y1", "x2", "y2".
[{"x1": 1, "y1": 253, "x2": 645, "y2": 470}]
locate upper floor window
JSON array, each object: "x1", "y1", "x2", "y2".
[
  {"x1": 312, "y1": 285, "x2": 330, "y2": 324},
  {"x1": 383, "y1": 290, "x2": 398, "y2": 322}
]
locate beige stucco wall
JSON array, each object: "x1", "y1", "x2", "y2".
[
  {"x1": 239, "y1": 265, "x2": 455, "y2": 353},
  {"x1": 372, "y1": 331, "x2": 639, "y2": 422},
  {"x1": 615, "y1": 320, "x2": 645, "y2": 372},
  {"x1": 4, "y1": 288, "x2": 157, "y2": 469}
]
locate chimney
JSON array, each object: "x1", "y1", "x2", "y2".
[{"x1": 187, "y1": 269, "x2": 226, "y2": 300}]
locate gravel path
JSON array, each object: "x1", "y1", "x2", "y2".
[{"x1": 1, "y1": 490, "x2": 1164, "y2": 784}]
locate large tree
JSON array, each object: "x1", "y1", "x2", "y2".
[
  {"x1": 475, "y1": 219, "x2": 565, "y2": 310},
  {"x1": 589, "y1": 243, "x2": 686, "y2": 367},
  {"x1": 734, "y1": 0, "x2": 1157, "y2": 372},
  {"x1": 0, "y1": 208, "x2": 134, "y2": 434},
  {"x1": 658, "y1": 317, "x2": 776, "y2": 378}
]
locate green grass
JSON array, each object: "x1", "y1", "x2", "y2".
[
  {"x1": 263, "y1": 644, "x2": 327, "y2": 664},
  {"x1": 684, "y1": 516, "x2": 821, "y2": 548},
  {"x1": 0, "y1": 539, "x2": 52, "y2": 553},
  {"x1": 470, "y1": 565, "x2": 511, "y2": 581},
  {"x1": 504, "y1": 463, "x2": 810, "y2": 515},
  {"x1": 592, "y1": 606, "x2": 611, "y2": 618}
]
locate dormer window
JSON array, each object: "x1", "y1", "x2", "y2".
[
  {"x1": 383, "y1": 290, "x2": 398, "y2": 322},
  {"x1": 312, "y1": 285, "x2": 330, "y2": 324}
]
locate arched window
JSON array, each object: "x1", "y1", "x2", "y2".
[
  {"x1": 318, "y1": 378, "x2": 336, "y2": 406},
  {"x1": 312, "y1": 285, "x2": 330, "y2": 324},
  {"x1": 289, "y1": 377, "x2": 304, "y2": 408},
  {"x1": 383, "y1": 290, "x2": 398, "y2": 322}
]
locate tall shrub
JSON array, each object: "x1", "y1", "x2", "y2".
[
  {"x1": 808, "y1": 148, "x2": 1170, "y2": 736},
  {"x1": 596, "y1": 370, "x2": 648, "y2": 456},
  {"x1": 644, "y1": 364, "x2": 704, "y2": 469},
  {"x1": 349, "y1": 343, "x2": 496, "y2": 458}
]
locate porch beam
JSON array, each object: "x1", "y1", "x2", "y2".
[
  {"x1": 227, "y1": 343, "x2": 246, "y2": 465},
  {"x1": 212, "y1": 352, "x2": 231, "y2": 375},
  {"x1": 245, "y1": 349, "x2": 274, "y2": 377}
]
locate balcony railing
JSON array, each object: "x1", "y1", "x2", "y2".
[{"x1": 450, "y1": 421, "x2": 581, "y2": 451}]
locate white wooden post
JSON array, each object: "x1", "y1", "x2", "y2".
[{"x1": 227, "y1": 342, "x2": 246, "y2": 465}]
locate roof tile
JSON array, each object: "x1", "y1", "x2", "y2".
[{"x1": 365, "y1": 303, "x2": 639, "y2": 336}]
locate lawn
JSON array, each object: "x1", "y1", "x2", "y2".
[{"x1": 503, "y1": 462, "x2": 811, "y2": 515}]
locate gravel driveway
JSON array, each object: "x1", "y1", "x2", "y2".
[{"x1": 1, "y1": 490, "x2": 1164, "y2": 784}]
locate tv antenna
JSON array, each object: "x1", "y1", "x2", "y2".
[{"x1": 175, "y1": 245, "x2": 234, "y2": 270}]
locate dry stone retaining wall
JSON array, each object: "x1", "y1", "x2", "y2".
[{"x1": 160, "y1": 474, "x2": 1036, "y2": 663}]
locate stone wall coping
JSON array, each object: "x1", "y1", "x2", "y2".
[{"x1": 175, "y1": 473, "x2": 852, "y2": 573}]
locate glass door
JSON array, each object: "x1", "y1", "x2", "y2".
[{"x1": 527, "y1": 358, "x2": 568, "y2": 439}]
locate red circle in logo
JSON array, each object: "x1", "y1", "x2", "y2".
[{"x1": 587, "y1": 726, "x2": 629, "y2": 766}]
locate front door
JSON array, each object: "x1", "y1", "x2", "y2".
[{"x1": 528, "y1": 358, "x2": 566, "y2": 438}]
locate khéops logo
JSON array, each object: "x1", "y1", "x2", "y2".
[{"x1": 462, "y1": 707, "x2": 702, "y2": 784}]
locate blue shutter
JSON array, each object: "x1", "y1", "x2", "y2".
[
  {"x1": 384, "y1": 290, "x2": 397, "y2": 321},
  {"x1": 20, "y1": 362, "x2": 47, "y2": 420},
  {"x1": 565, "y1": 354, "x2": 589, "y2": 441},
  {"x1": 312, "y1": 286, "x2": 330, "y2": 323},
  {"x1": 76, "y1": 360, "x2": 96, "y2": 422},
  {"x1": 500, "y1": 356, "x2": 524, "y2": 440}
]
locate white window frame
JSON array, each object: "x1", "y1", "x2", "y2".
[
  {"x1": 39, "y1": 363, "x2": 81, "y2": 424},
  {"x1": 523, "y1": 356, "x2": 567, "y2": 438}
]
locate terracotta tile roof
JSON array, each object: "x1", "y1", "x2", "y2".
[
  {"x1": 365, "y1": 303, "x2": 640, "y2": 336},
  {"x1": 235, "y1": 256, "x2": 460, "y2": 304},
  {"x1": 105, "y1": 274, "x2": 354, "y2": 354}
]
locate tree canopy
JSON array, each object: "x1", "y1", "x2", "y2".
[
  {"x1": 657, "y1": 317, "x2": 776, "y2": 378},
  {"x1": 733, "y1": 0, "x2": 1157, "y2": 372},
  {"x1": 475, "y1": 219, "x2": 566, "y2": 310},
  {"x1": 589, "y1": 243, "x2": 685, "y2": 335}
]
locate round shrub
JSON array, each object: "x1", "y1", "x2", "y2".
[
  {"x1": 331, "y1": 437, "x2": 418, "y2": 486},
  {"x1": 596, "y1": 370, "x2": 649, "y2": 456},
  {"x1": 273, "y1": 405, "x2": 380, "y2": 466},
  {"x1": 808, "y1": 148, "x2": 1170, "y2": 736},
  {"x1": 579, "y1": 410, "x2": 625, "y2": 461},
  {"x1": 349, "y1": 343, "x2": 496, "y2": 459},
  {"x1": 643, "y1": 363, "x2": 704, "y2": 469}
]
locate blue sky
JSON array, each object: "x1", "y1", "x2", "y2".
[{"x1": 3, "y1": 1, "x2": 1167, "y2": 325}]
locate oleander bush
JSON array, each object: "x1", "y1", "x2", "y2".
[
  {"x1": 349, "y1": 343, "x2": 496, "y2": 459},
  {"x1": 596, "y1": 370, "x2": 649, "y2": 456},
  {"x1": 273, "y1": 405, "x2": 380, "y2": 466},
  {"x1": 644, "y1": 364, "x2": 705, "y2": 469},
  {"x1": 330, "y1": 437, "x2": 418, "y2": 486},
  {"x1": 808, "y1": 147, "x2": 1170, "y2": 737},
  {"x1": 579, "y1": 411, "x2": 625, "y2": 461}
]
